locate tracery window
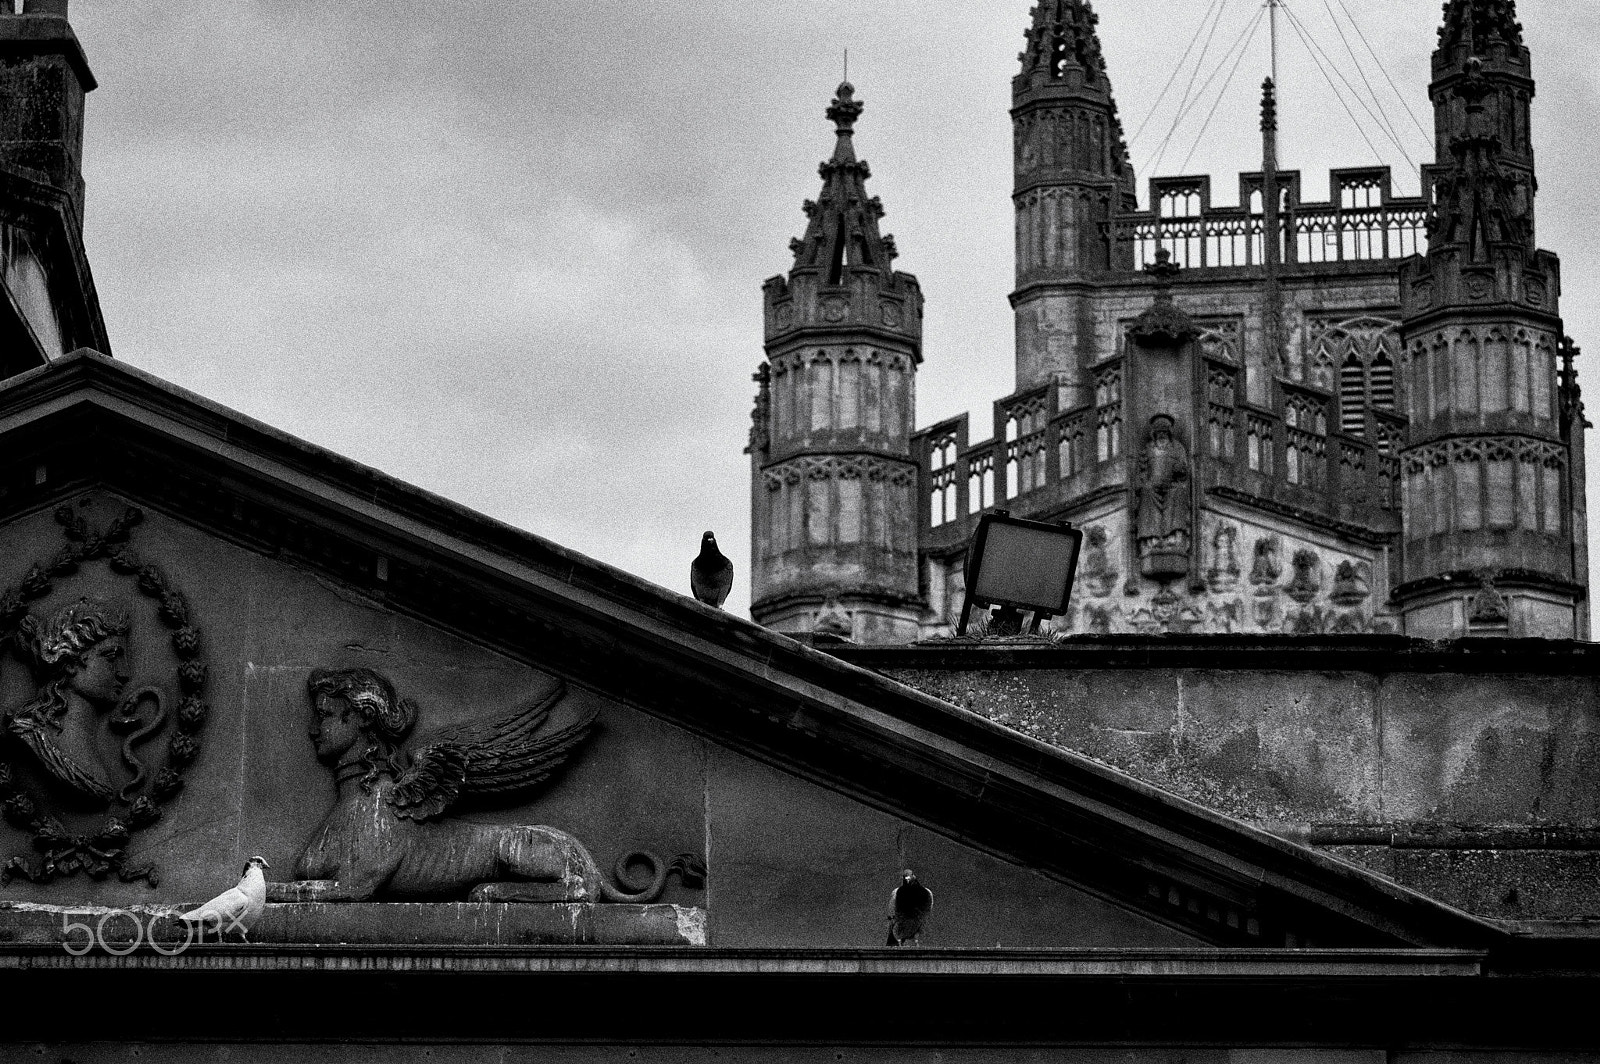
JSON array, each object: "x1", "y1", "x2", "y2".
[{"x1": 1095, "y1": 363, "x2": 1123, "y2": 462}]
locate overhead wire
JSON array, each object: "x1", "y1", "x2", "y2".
[
  {"x1": 1320, "y1": 0, "x2": 1427, "y2": 167},
  {"x1": 1330, "y1": 0, "x2": 1433, "y2": 144},
  {"x1": 1279, "y1": 1, "x2": 1419, "y2": 174},
  {"x1": 1179, "y1": 9, "x2": 1269, "y2": 172},
  {"x1": 1129, "y1": 0, "x2": 1228, "y2": 148},
  {"x1": 1277, "y1": 1, "x2": 1390, "y2": 169},
  {"x1": 1280, "y1": 1, "x2": 1409, "y2": 161},
  {"x1": 1145, "y1": 0, "x2": 1233, "y2": 174},
  {"x1": 1150, "y1": 5, "x2": 1267, "y2": 177}
]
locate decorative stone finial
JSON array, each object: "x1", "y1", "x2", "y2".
[{"x1": 826, "y1": 81, "x2": 863, "y2": 137}]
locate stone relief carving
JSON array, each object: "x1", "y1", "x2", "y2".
[
  {"x1": 1080, "y1": 527, "x2": 1119, "y2": 598},
  {"x1": 1286, "y1": 550, "x2": 1323, "y2": 605},
  {"x1": 1206, "y1": 524, "x2": 1241, "y2": 592},
  {"x1": 1207, "y1": 598, "x2": 1244, "y2": 633},
  {"x1": 813, "y1": 593, "x2": 853, "y2": 640},
  {"x1": 1469, "y1": 570, "x2": 1510, "y2": 627},
  {"x1": 278, "y1": 668, "x2": 704, "y2": 904},
  {"x1": 1082, "y1": 604, "x2": 1115, "y2": 635},
  {"x1": 1134, "y1": 415, "x2": 1192, "y2": 580},
  {"x1": 0, "y1": 505, "x2": 207, "y2": 886},
  {"x1": 1250, "y1": 536, "x2": 1282, "y2": 591},
  {"x1": 1330, "y1": 561, "x2": 1372, "y2": 607}
]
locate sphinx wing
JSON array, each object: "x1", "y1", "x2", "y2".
[
  {"x1": 416, "y1": 680, "x2": 598, "y2": 800},
  {"x1": 388, "y1": 743, "x2": 469, "y2": 822}
]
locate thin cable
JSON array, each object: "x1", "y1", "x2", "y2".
[
  {"x1": 1281, "y1": 1, "x2": 1412, "y2": 164},
  {"x1": 1320, "y1": 0, "x2": 1423, "y2": 165},
  {"x1": 1129, "y1": 0, "x2": 1227, "y2": 148},
  {"x1": 1279, "y1": 3, "x2": 1388, "y2": 168},
  {"x1": 1146, "y1": 0, "x2": 1235, "y2": 173},
  {"x1": 1179, "y1": 11, "x2": 1268, "y2": 172},
  {"x1": 1280, "y1": 2, "x2": 1417, "y2": 174},
  {"x1": 1331, "y1": 0, "x2": 1433, "y2": 144},
  {"x1": 1150, "y1": 6, "x2": 1266, "y2": 176}
]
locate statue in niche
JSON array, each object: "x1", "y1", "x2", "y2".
[
  {"x1": 1134, "y1": 415, "x2": 1192, "y2": 580},
  {"x1": 1206, "y1": 524, "x2": 1242, "y2": 592},
  {"x1": 1250, "y1": 536, "x2": 1283, "y2": 592},
  {"x1": 280, "y1": 668, "x2": 703, "y2": 904},
  {"x1": 5, "y1": 599, "x2": 165, "y2": 809},
  {"x1": 1329, "y1": 561, "x2": 1372, "y2": 607},
  {"x1": 1286, "y1": 550, "x2": 1323, "y2": 605},
  {"x1": 1080, "y1": 527, "x2": 1119, "y2": 599}
]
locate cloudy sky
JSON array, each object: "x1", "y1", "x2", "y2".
[{"x1": 67, "y1": 0, "x2": 1600, "y2": 617}]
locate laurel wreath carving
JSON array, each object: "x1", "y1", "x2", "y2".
[{"x1": 0, "y1": 506, "x2": 208, "y2": 887}]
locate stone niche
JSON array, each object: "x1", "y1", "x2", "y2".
[{"x1": 0, "y1": 494, "x2": 1204, "y2": 949}]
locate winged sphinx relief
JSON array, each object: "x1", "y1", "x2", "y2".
[{"x1": 278, "y1": 667, "x2": 703, "y2": 904}]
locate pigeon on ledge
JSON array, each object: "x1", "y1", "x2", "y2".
[
  {"x1": 181, "y1": 856, "x2": 269, "y2": 941},
  {"x1": 886, "y1": 868, "x2": 932, "y2": 946},
  {"x1": 691, "y1": 531, "x2": 734, "y2": 608}
]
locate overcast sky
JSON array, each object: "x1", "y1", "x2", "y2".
[{"x1": 67, "y1": 0, "x2": 1600, "y2": 619}]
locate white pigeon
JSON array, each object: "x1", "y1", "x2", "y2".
[{"x1": 180, "y1": 856, "x2": 270, "y2": 941}]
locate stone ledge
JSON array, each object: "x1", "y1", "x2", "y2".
[{"x1": 0, "y1": 901, "x2": 706, "y2": 947}]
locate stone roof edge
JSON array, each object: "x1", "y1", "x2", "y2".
[
  {"x1": 0, "y1": 352, "x2": 1530, "y2": 950},
  {"x1": 830, "y1": 635, "x2": 1600, "y2": 674}
]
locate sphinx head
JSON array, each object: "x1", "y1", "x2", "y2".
[{"x1": 305, "y1": 668, "x2": 416, "y2": 779}]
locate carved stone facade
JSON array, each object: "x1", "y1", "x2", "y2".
[{"x1": 755, "y1": 0, "x2": 1587, "y2": 642}]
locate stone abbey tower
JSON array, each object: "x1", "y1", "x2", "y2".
[
  {"x1": 750, "y1": 0, "x2": 1588, "y2": 642},
  {"x1": 749, "y1": 83, "x2": 925, "y2": 643}
]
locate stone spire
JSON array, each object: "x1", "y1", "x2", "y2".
[
  {"x1": 786, "y1": 83, "x2": 899, "y2": 285},
  {"x1": 1437, "y1": 0, "x2": 1524, "y2": 54},
  {"x1": 1017, "y1": 0, "x2": 1110, "y2": 90},
  {"x1": 1010, "y1": 0, "x2": 1136, "y2": 396},
  {"x1": 752, "y1": 82, "x2": 925, "y2": 645},
  {"x1": 1393, "y1": 1, "x2": 1586, "y2": 639}
]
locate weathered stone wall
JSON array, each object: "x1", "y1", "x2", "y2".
[{"x1": 838, "y1": 638, "x2": 1600, "y2": 921}]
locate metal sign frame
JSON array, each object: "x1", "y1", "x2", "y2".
[{"x1": 956, "y1": 510, "x2": 1084, "y2": 637}]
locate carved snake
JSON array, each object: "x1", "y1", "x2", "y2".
[{"x1": 109, "y1": 687, "x2": 166, "y2": 803}]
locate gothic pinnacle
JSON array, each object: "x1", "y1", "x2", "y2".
[{"x1": 1438, "y1": 0, "x2": 1524, "y2": 52}]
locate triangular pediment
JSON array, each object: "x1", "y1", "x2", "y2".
[{"x1": 0, "y1": 352, "x2": 1502, "y2": 950}]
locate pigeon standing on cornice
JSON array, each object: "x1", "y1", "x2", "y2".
[
  {"x1": 691, "y1": 531, "x2": 734, "y2": 608},
  {"x1": 886, "y1": 869, "x2": 932, "y2": 946},
  {"x1": 180, "y1": 856, "x2": 269, "y2": 941}
]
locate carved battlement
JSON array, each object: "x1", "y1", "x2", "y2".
[
  {"x1": 915, "y1": 368, "x2": 1403, "y2": 552},
  {"x1": 1110, "y1": 166, "x2": 1430, "y2": 273}
]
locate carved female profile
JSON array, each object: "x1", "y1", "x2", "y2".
[{"x1": 6, "y1": 598, "x2": 131, "y2": 805}]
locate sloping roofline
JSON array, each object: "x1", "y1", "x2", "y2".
[{"x1": 0, "y1": 350, "x2": 1516, "y2": 950}]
